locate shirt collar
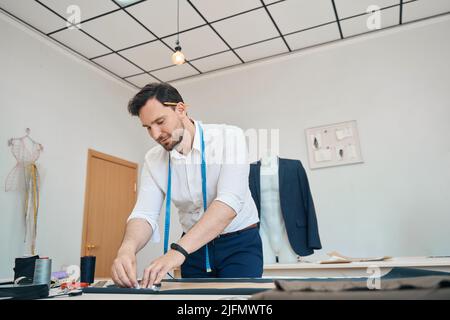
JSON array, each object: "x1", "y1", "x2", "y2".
[
  {"x1": 170, "y1": 119, "x2": 201, "y2": 159},
  {"x1": 192, "y1": 119, "x2": 201, "y2": 153}
]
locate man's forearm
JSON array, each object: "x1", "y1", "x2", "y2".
[
  {"x1": 119, "y1": 218, "x2": 153, "y2": 254},
  {"x1": 177, "y1": 200, "x2": 237, "y2": 254}
]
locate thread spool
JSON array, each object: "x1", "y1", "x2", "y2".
[
  {"x1": 33, "y1": 258, "x2": 52, "y2": 287},
  {"x1": 80, "y1": 256, "x2": 96, "y2": 284}
]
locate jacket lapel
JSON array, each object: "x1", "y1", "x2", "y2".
[
  {"x1": 278, "y1": 158, "x2": 287, "y2": 220},
  {"x1": 255, "y1": 160, "x2": 261, "y2": 206}
]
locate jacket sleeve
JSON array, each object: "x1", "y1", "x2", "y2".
[
  {"x1": 297, "y1": 161, "x2": 322, "y2": 250},
  {"x1": 248, "y1": 164, "x2": 260, "y2": 217}
]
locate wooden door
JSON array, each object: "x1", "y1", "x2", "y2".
[{"x1": 81, "y1": 149, "x2": 137, "y2": 278}]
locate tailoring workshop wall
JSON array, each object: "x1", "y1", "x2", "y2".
[
  {"x1": 0, "y1": 13, "x2": 161, "y2": 278},
  {"x1": 174, "y1": 15, "x2": 450, "y2": 260}
]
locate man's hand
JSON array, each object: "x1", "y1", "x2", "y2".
[
  {"x1": 111, "y1": 246, "x2": 139, "y2": 288},
  {"x1": 141, "y1": 249, "x2": 186, "y2": 288}
]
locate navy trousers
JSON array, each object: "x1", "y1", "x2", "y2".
[{"x1": 180, "y1": 227, "x2": 264, "y2": 278}]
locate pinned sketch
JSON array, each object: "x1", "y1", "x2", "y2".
[
  {"x1": 336, "y1": 127, "x2": 353, "y2": 140},
  {"x1": 305, "y1": 121, "x2": 363, "y2": 169},
  {"x1": 314, "y1": 147, "x2": 332, "y2": 162},
  {"x1": 336, "y1": 146, "x2": 344, "y2": 161},
  {"x1": 311, "y1": 133, "x2": 322, "y2": 150}
]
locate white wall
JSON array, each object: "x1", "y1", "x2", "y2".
[
  {"x1": 173, "y1": 15, "x2": 450, "y2": 260},
  {"x1": 0, "y1": 13, "x2": 156, "y2": 278}
]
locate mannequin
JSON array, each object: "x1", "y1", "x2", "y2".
[
  {"x1": 6, "y1": 128, "x2": 43, "y2": 255},
  {"x1": 259, "y1": 152, "x2": 298, "y2": 264}
]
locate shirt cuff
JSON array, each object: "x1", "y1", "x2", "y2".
[
  {"x1": 214, "y1": 193, "x2": 245, "y2": 215},
  {"x1": 127, "y1": 213, "x2": 160, "y2": 243}
]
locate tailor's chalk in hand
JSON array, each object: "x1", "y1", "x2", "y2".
[
  {"x1": 134, "y1": 282, "x2": 161, "y2": 291},
  {"x1": 152, "y1": 283, "x2": 161, "y2": 291}
]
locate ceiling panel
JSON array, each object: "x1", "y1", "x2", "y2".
[
  {"x1": 340, "y1": 5, "x2": 400, "y2": 38},
  {"x1": 151, "y1": 64, "x2": 199, "y2": 82},
  {"x1": 50, "y1": 28, "x2": 111, "y2": 58},
  {"x1": 127, "y1": 0, "x2": 205, "y2": 38},
  {"x1": 285, "y1": 23, "x2": 341, "y2": 50},
  {"x1": 263, "y1": 0, "x2": 283, "y2": 4},
  {"x1": 191, "y1": 51, "x2": 241, "y2": 72},
  {"x1": 190, "y1": 0, "x2": 261, "y2": 22},
  {"x1": 92, "y1": 53, "x2": 142, "y2": 77},
  {"x1": 120, "y1": 40, "x2": 175, "y2": 71},
  {"x1": 403, "y1": 0, "x2": 450, "y2": 23},
  {"x1": 0, "y1": 0, "x2": 67, "y2": 33},
  {"x1": 212, "y1": 8, "x2": 279, "y2": 48},
  {"x1": 235, "y1": 37, "x2": 288, "y2": 62},
  {"x1": 334, "y1": 0, "x2": 399, "y2": 19},
  {"x1": 125, "y1": 73, "x2": 159, "y2": 88},
  {"x1": 114, "y1": 0, "x2": 144, "y2": 7},
  {"x1": 40, "y1": 0, "x2": 119, "y2": 23},
  {"x1": 268, "y1": 0, "x2": 337, "y2": 35},
  {"x1": 81, "y1": 10, "x2": 155, "y2": 50},
  {"x1": 164, "y1": 26, "x2": 229, "y2": 61}
]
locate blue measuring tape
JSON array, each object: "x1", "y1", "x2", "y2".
[{"x1": 164, "y1": 123, "x2": 212, "y2": 272}]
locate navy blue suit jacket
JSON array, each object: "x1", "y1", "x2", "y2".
[{"x1": 249, "y1": 158, "x2": 322, "y2": 256}]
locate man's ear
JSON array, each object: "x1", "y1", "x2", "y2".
[{"x1": 174, "y1": 102, "x2": 187, "y2": 117}]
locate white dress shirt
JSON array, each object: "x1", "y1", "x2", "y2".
[{"x1": 128, "y1": 120, "x2": 260, "y2": 243}]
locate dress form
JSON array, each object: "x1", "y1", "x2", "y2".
[{"x1": 259, "y1": 154, "x2": 298, "y2": 264}]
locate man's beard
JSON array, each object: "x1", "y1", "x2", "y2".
[{"x1": 158, "y1": 122, "x2": 185, "y2": 151}]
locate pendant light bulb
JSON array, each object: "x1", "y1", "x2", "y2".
[{"x1": 172, "y1": 45, "x2": 185, "y2": 65}]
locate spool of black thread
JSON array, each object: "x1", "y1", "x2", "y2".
[
  {"x1": 80, "y1": 256, "x2": 96, "y2": 284},
  {"x1": 14, "y1": 255, "x2": 40, "y2": 284}
]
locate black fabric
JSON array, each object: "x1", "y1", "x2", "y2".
[
  {"x1": 83, "y1": 287, "x2": 268, "y2": 295},
  {"x1": 249, "y1": 158, "x2": 321, "y2": 256},
  {"x1": 82, "y1": 268, "x2": 450, "y2": 296},
  {"x1": 0, "y1": 283, "x2": 49, "y2": 300},
  {"x1": 13, "y1": 255, "x2": 39, "y2": 284}
]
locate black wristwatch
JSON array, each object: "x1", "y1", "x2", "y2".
[{"x1": 170, "y1": 243, "x2": 189, "y2": 259}]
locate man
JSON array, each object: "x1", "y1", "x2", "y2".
[{"x1": 111, "y1": 82, "x2": 262, "y2": 288}]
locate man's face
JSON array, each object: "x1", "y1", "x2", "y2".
[{"x1": 139, "y1": 98, "x2": 184, "y2": 151}]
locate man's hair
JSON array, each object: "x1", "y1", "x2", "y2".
[{"x1": 127, "y1": 82, "x2": 184, "y2": 116}]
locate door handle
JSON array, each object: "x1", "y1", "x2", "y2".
[{"x1": 86, "y1": 244, "x2": 97, "y2": 250}]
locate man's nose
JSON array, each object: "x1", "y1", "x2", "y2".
[{"x1": 150, "y1": 126, "x2": 161, "y2": 140}]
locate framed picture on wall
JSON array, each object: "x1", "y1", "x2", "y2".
[{"x1": 305, "y1": 120, "x2": 363, "y2": 169}]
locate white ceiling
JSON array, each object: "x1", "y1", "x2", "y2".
[{"x1": 1, "y1": 0, "x2": 449, "y2": 88}]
